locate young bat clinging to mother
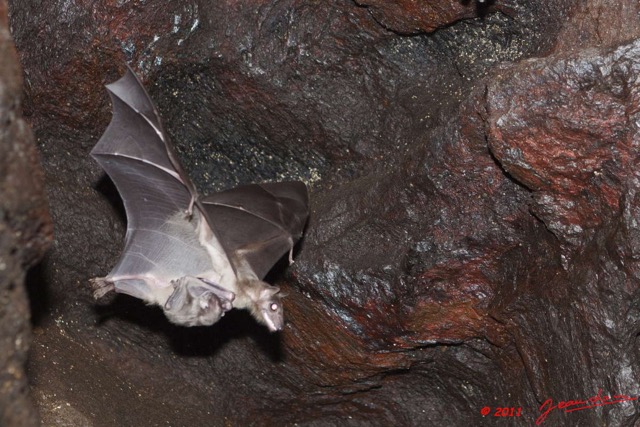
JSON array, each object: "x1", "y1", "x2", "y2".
[{"x1": 91, "y1": 66, "x2": 309, "y2": 332}]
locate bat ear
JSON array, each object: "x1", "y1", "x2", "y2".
[{"x1": 260, "y1": 284, "x2": 280, "y2": 299}]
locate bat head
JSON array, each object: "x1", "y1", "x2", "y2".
[{"x1": 250, "y1": 283, "x2": 284, "y2": 332}]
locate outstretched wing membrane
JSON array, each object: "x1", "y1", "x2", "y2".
[
  {"x1": 91, "y1": 67, "x2": 211, "y2": 284},
  {"x1": 201, "y1": 181, "x2": 309, "y2": 279}
]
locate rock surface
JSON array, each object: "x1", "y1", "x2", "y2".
[
  {"x1": 353, "y1": 0, "x2": 488, "y2": 34},
  {"x1": 0, "y1": 0, "x2": 52, "y2": 425},
  {"x1": 483, "y1": 38, "x2": 640, "y2": 426},
  {"x1": 5, "y1": 0, "x2": 640, "y2": 425}
]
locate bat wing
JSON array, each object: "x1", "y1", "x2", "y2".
[
  {"x1": 201, "y1": 182, "x2": 309, "y2": 280},
  {"x1": 91, "y1": 67, "x2": 213, "y2": 292}
]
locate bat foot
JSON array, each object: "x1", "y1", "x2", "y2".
[
  {"x1": 198, "y1": 277, "x2": 235, "y2": 308},
  {"x1": 163, "y1": 276, "x2": 234, "y2": 327},
  {"x1": 90, "y1": 277, "x2": 115, "y2": 299}
]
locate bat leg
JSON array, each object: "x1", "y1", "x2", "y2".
[
  {"x1": 288, "y1": 247, "x2": 294, "y2": 265},
  {"x1": 90, "y1": 277, "x2": 115, "y2": 299},
  {"x1": 163, "y1": 276, "x2": 233, "y2": 326},
  {"x1": 197, "y1": 277, "x2": 235, "y2": 311}
]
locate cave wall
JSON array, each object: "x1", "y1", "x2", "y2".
[
  {"x1": 0, "y1": 0, "x2": 52, "y2": 425},
  {"x1": 3, "y1": 0, "x2": 640, "y2": 425}
]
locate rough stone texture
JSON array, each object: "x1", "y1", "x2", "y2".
[
  {"x1": 353, "y1": 0, "x2": 487, "y2": 34},
  {"x1": 488, "y1": 42, "x2": 640, "y2": 248},
  {"x1": 555, "y1": 0, "x2": 640, "y2": 50},
  {"x1": 6, "y1": 0, "x2": 640, "y2": 425},
  {"x1": 352, "y1": 0, "x2": 524, "y2": 35},
  {"x1": 0, "y1": 0, "x2": 52, "y2": 425},
  {"x1": 483, "y1": 39, "x2": 640, "y2": 426}
]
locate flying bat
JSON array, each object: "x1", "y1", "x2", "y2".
[{"x1": 91, "y1": 66, "x2": 309, "y2": 331}]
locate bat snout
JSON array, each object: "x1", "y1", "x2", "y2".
[
  {"x1": 261, "y1": 306, "x2": 284, "y2": 332},
  {"x1": 264, "y1": 316, "x2": 283, "y2": 332}
]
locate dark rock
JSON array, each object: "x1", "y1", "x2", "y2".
[
  {"x1": 353, "y1": 0, "x2": 483, "y2": 34},
  {"x1": 6, "y1": 0, "x2": 640, "y2": 425},
  {"x1": 0, "y1": 0, "x2": 52, "y2": 425},
  {"x1": 555, "y1": 0, "x2": 640, "y2": 50}
]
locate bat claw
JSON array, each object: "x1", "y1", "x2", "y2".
[
  {"x1": 184, "y1": 195, "x2": 197, "y2": 220},
  {"x1": 221, "y1": 299, "x2": 233, "y2": 311},
  {"x1": 164, "y1": 279, "x2": 229, "y2": 326},
  {"x1": 198, "y1": 277, "x2": 235, "y2": 308},
  {"x1": 90, "y1": 277, "x2": 115, "y2": 299}
]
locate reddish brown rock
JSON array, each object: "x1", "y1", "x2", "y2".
[
  {"x1": 483, "y1": 37, "x2": 640, "y2": 425},
  {"x1": 487, "y1": 40, "x2": 640, "y2": 246},
  {"x1": 353, "y1": 0, "x2": 483, "y2": 34},
  {"x1": 0, "y1": 0, "x2": 52, "y2": 425},
  {"x1": 555, "y1": 0, "x2": 640, "y2": 51}
]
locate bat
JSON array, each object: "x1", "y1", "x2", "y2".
[{"x1": 90, "y1": 66, "x2": 309, "y2": 331}]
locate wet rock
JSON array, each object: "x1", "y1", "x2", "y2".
[
  {"x1": 487, "y1": 40, "x2": 640, "y2": 247},
  {"x1": 0, "y1": 0, "x2": 52, "y2": 425},
  {"x1": 484, "y1": 37, "x2": 640, "y2": 427}
]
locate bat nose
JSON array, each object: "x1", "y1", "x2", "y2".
[
  {"x1": 272, "y1": 319, "x2": 284, "y2": 331},
  {"x1": 264, "y1": 315, "x2": 283, "y2": 332}
]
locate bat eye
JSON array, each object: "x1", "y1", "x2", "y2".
[{"x1": 270, "y1": 303, "x2": 278, "y2": 311}]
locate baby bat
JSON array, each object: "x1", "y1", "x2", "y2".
[{"x1": 91, "y1": 66, "x2": 309, "y2": 331}]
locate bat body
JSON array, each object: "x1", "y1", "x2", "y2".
[{"x1": 91, "y1": 67, "x2": 309, "y2": 331}]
